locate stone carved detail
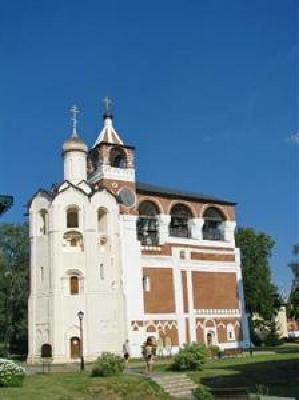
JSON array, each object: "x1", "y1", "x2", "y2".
[
  {"x1": 196, "y1": 318, "x2": 241, "y2": 329},
  {"x1": 194, "y1": 308, "x2": 240, "y2": 316},
  {"x1": 131, "y1": 319, "x2": 178, "y2": 332}
]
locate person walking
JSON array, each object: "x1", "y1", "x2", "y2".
[
  {"x1": 123, "y1": 339, "x2": 130, "y2": 368},
  {"x1": 143, "y1": 337, "x2": 154, "y2": 375}
]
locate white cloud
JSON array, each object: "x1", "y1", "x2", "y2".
[{"x1": 288, "y1": 132, "x2": 299, "y2": 144}]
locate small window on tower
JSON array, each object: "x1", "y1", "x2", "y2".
[
  {"x1": 40, "y1": 267, "x2": 44, "y2": 282},
  {"x1": 67, "y1": 207, "x2": 79, "y2": 229},
  {"x1": 110, "y1": 147, "x2": 127, "y2": 168},
  {"x1": 70, "y1": 276, "x2": 79, "y2": 295}
]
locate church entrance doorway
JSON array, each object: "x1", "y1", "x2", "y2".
[
  {"x1": 70, "y1": 336, "x2": 80, "y2": 359},
  {"x1": 207, "y1": 331, "x2": 216, "y2": 346}
]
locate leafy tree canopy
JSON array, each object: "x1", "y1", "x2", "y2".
[
  {"x1": 288, "y1": 243, "x2": 299, "y2": 319},
  {"x1": 236, "y1": 227, "x2": 279, "y2": 321},
  {"x1": 0, "y1": 223, "x2": 29, "y2": 355}
]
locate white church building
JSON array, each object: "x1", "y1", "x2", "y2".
[{"x1": 27, "y1": 99, "x2": 250, "y2": 364}]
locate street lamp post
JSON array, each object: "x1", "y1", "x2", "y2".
[{"x1": 77, "y1": 311, "x2": 84, "y2": 371}]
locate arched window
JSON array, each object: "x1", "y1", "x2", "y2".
[
  {"x1": 97, "y1": 208, "x2": 108, "y2": 233},
  {"x1": 206, "y1": 331, "x2": 214, "y2": 346},
  {"x1": 202, "y1": 207, "x2": 225, "y2": 241},
  {"x1": 169, "y1": 204, "x2": 192, "y2": 238},
  {"x1": 70, "y1": 275, "x2": 79, "y2": 295},
  {"x1": 137, "y1": 201, "x2": 160, "y2": 245},
  {"x1": 67, "y1": 207, "x2": 79, "y2": 229},
  {"x1": 227, "y1": 324, "x2": 235, "y2": 341},
  {"x1": 110, "y1": 147, "x2": 127, "y2": 168}
]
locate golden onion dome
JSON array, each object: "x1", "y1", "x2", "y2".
[{"x1": 62, "y1": 135, "x2": 88, "y2": 153}]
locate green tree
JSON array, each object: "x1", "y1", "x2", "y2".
[
  {"x1": 236, "y1": 228, "x2": 278, "y2": 320},
  {"x1": 288, "y1": 243, "x2": 299, "y2": 319},
  {"x1": 289, "y1": 291, "x2": 299, "y2": 319},
  {"x1": 0, "y1": 223, "x2": 29, "y2": 355}
]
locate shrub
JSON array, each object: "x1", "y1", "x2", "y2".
[
  {"x1": 91, "y1": 352, "x2": 125, "y2": 377},
  {"x1": 172, "y1": 343, "x2": 208, "y2": 371},
  {"x1": 193, "y1": 386, "x2": 214, "y2": 400},
  {"x1": 91, "y1": 367, "x2": 102, "y2": 377},
  {"x1": 0, "y1": 359, "x2": 25, "y2": 387}
]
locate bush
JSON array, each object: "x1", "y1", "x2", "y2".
[
  {"x1": 172, "y1": 343, "x2": 208, "y2": 371},
  {"x1": 91, "y1": 352, "x2": 125, "y2": 377},
  {"x1": 193, "y1": 386, "x2": 214, "y2": 400},
  {"x1": 0, "y1": 359, "x2": 25, "y2": 387},
  {"x1": 91, "y1": 367, "x2": 102, "y2": 377}
]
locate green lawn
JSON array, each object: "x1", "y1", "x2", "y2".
[
  {"x1": 188, "y1": 345, "x2": 299, "y2": 397},
  {"x1": 0, "y1": 373, "x2": 171, "y2": 400},
  {"x1": 1, "y1": 345, "x2": 298, "y2": 399}
]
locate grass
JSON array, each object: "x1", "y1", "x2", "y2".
[
  {"x1": 188, "y1": 344, "x2": 299, "y2": 397},
  {"x1": 0, "y1": 373, "x2": 172, "y2": 400},
  {"x1": 1, "y1": 344, "x2": 298, "y2": 399}
]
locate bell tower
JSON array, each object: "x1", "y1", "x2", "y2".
[{"x1": 87, "y1": 97, "x2": 136, "y2": 212}]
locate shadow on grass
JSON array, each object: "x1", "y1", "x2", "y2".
[
  {"x1": 246, "y1": 344, "x2": 299, "y2": 354},
  {"x1": 200, "y1": 358, "x2": 299, "y2": 397}
]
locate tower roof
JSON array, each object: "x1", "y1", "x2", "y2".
[
  {"x1": 93, "y1": 96, "x2": 123, "y2": 147},
  {"x1": 63, "y1": 135, "x2": 88, "y2": 153}
]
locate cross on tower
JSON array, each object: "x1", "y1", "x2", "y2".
[
  {"x1": 69, "y1": 104, "x2": 80, "y2": 137},
  {"x1": 103, "y1": 96, "x2": 112, "y2": 116}
]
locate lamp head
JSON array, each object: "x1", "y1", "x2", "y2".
[{"x1": 77, "y1": 311, "x2": 84, "y2": 320}]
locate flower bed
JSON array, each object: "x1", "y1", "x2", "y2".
[{"x1": 0, "y1": 359, "x2": 25, "y2": 387}]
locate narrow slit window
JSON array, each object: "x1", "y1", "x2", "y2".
[
  {"x1": 98, "y1": 208, "x2": 108, "y2": 233},
  {"x1": 143, "y1": 275, "x2": 151, "y2": 292},
  {"x1": 100, "y1": 264, "x2": 104, "y2": 280},
  {"x1": 40, "y1": 209, "x2": 48, "y2": 235}
]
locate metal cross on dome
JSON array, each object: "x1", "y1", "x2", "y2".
[
  {"x1": 69, "y1": 104, "x2": 80, "y2": 137},
  {"x1": 103, "y1": 96, "x2": 112, "y2": 115}
]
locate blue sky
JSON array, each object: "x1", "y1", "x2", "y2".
[{"x1": 0, "y1": 0, "x2": 297, "y2": 291}]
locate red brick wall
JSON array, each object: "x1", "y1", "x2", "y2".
[
  {"x1": 143, "y1": 268, "x2": 176, "y2": 313},
  {"x1": 192, "y1": 271, "x2": 239, "y2": 309},
  {"x1": 191, "y1": 252, "x2": 235, "y2": 262}
]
